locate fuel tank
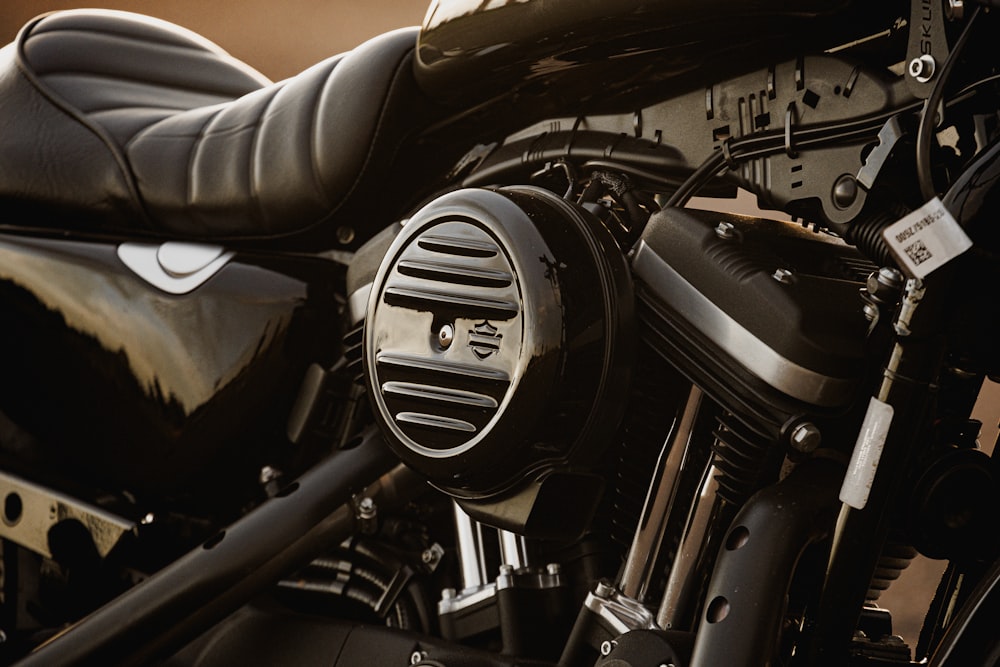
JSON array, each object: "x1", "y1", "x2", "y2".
[
  {"x1": 0, "y1": 234, "x2": 343, "y2": 508},
  {"x1": 416, "y1": 0, "x2": 906, "y2": 104}
]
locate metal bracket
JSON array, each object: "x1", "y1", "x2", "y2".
[
  {"x1": 857, "y1": 116, "x2": 904, "y2": 190},
  {"x1": 0, "y1": 470, "x2": 135, "y2": 559}
]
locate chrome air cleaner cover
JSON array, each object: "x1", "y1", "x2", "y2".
[{"x1": 364, "y1": 187, "x2": 632, "y2": 527}]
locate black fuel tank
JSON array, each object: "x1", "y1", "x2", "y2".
[
  {"x1": 0, "y1": 235, "x2": 343, "y2": 507},
  {"x1": 416, "y1": 0, "x2": 905, "y2": 104}
]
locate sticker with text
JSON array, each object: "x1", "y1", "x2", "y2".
[{"x1": 881, "y1": 198, "x2": 972, "y2": 279}]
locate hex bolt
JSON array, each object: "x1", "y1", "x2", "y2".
[
  {"x1": 772, "y1": 268, "x2": 795, "y2": 284},
  {"x1": 594, "y1": 580, "x2": 616, "y2": 599},
  {"x1": 946, "y1": 0, "x2": 964, "y2": 20},
  {"x1": 715, "y1": 221, "x2": 737, "y2": 240},
  {"x1": 357, "y1": 496, "x2": 376, "y2": 520},
  {"x1": 790, "y1": 422, "x2": 822, "y2": 453},
  {"x1": 546, "y1": 562, "x2": 562, "y2": 576},
  {"x1": 441, "y1": 588, "x2": 457, "y2": 600}
]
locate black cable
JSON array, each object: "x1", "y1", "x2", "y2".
[{"x1": 916, "y1": 5, "x2": 983, "y2": 201}]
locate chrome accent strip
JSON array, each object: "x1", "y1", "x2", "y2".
[
  {"x1": 0, "y1": 470, "x2": 136, "y2": 559},
  {"x1": 383, "y1": 382, "x2": 498, "y2": 409},
  {"x1": 395, "y1": 412, "x2": 477, "y2": 432},
  {"x1": 376, "y1": 352, "x2": 511, "y2": 382},
  {"x1": 632, "y1": 240, "x2": 854, "y2": 407},
  {"x1": 117, "y1": 241, "x2": 234, "y2": 295}
]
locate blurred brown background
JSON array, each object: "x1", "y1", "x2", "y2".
[
  {"x1": 4, "y1": 0, "x2": 1000, "y2": 653},
  {"x1": 2, "y1": 0, "x2": 429, "y2": 80}
]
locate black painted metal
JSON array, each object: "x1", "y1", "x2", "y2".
[
  {"x1": 14, "y1": 428, "x2": 405, "y2": 667},
  {"x1": 687, "y1": 458, "x2": 843, "y2": 665},
  {"x1": 0, "y1": 234, "x2": 343, "y2": 504},
  {"x1": 416, "y1": 0, "x2": 906, "y2": 105},
  {"x1": 364, "y1": 186, "x2": 633, "y2": 537}
]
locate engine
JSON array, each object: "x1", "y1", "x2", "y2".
[
  {"x1": 362, "y1": 185, "x2": 875, "y2": 537},
  {"x1": 362, "y1": 186, "x2": 633, "y2": 537}
]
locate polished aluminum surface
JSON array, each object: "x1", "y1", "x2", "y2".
[
  {"x1": 453, "y1": 501, "x2": 489, "y2": 590},
  {"x1": 618, "y1": 384, "x2": 704, "y2": 602},
  {"x1": 656, "y1": 464, "x2": 720, "y2": 629}
]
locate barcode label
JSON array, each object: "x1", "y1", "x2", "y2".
[{"x1": 881, "y1": 198, "x2": 972, "y2": 278}]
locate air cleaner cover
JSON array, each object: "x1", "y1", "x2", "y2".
[{"x1": 363, "y1": 186, "x2": 633, "y2": 504}]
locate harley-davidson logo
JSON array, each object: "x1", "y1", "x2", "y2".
[{"x1": 468, "y1": 321, "x2": 502, "y2": 360}]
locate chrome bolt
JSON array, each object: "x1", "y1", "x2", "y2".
[
  {"x1": 790, "y1": 422, "x2": 821, "y2": 453},
  {"x1": 140, "y1": 512, "x2": 155, "y2": 526},
  {"x1": 438, "y1": 323, "x2": 455, "y2": 349},
  {"x1": 259, "y1": 465, "x2": 281, "y2": 485},
  {"x1": 946, "y1": 0, "x2": 964, "y2": 20},
  {"x1": 546, "y1": 562, "x2": 562, "y2": 576},
  {"x1": 715, "y1": 221, "x2": 737, "y2": 240},
  {"x1": 410, "y1": 650, "x2": 427, "y2": 665},
  {"x1": 863, "y1": 303, "x2": 879, "y2": 323},
  {"x1": 594, "y1": 580, "x2": 616, "y2": 599},
  {"x1": 357, "y1": 496, "x2": 376, "y2": 520},
  {"x1": 600, "y1": 640, "x2": 616, "y2": 657},
  {"x1": 499, "y1": 564, "x2": 515, "y2": 576},
  {"x1": 909, "y1": 54, "x2": 936, "y2": 83},
  {"x1": 772, "y1": 268, "x2": 795, "y2": 284},
  {"x1": 441, "y1": 587, "x2": 456, "y2": 600}
]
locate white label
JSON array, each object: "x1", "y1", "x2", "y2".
[
  {"x1": 839, "y1": 397, "x2": 894, "y2": 510},
  {"x1": 881, "y1": 198, "x2": 972, "y2": 279}
]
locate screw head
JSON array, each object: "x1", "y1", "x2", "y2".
[
  {"x1": 600, "y1": 640, "x2": 616, "y2": 657},
  {"x1": 438, "y1": 323, "x2": 455, "y2": 349},
  {"x1": 909, "y1": 55, "x2": 936, "y2": 83}
]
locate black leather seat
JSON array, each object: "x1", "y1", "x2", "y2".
[{"x1": 0, "y1": 10, "x2": 434, "y2": 249}]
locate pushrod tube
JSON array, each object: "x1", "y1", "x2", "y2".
[
  {"x1": 16, "y1": 429, "x2": 420, "y2": 667},
  {"x1": 656, "y1": 463, "x2": 718, "y2": 629},
  {"x1": 618, "y1": 384, "x2": 703, "y2": 602},
  {"x1": 453, "y1": 501, "x2": 489, "y2": 589}
]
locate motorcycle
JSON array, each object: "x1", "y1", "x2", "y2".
[{"x1": 0, "y1": 0, "x2": 998, "y2": 664}]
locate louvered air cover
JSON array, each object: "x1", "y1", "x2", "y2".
[{"x1": 364, "y1": 187, "x2": 633, "y2": 499}]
